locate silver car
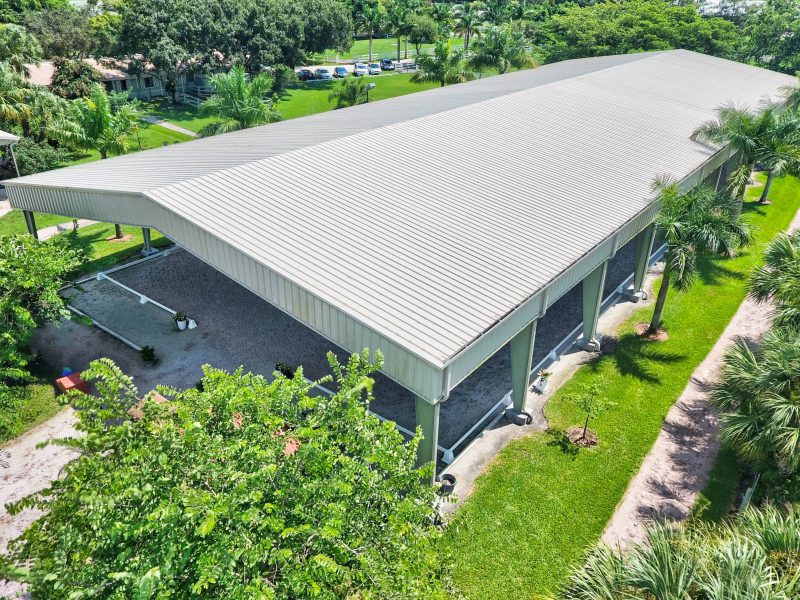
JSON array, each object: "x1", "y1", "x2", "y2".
[
  {"x1": 315, "y1": 67, "x2": 333, "y2": 80},
  {"x1": 353, "y1": 63, "x2": 369, "y2": 77}
]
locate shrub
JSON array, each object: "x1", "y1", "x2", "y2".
[{"x1": 0, "y1": 353, "x2": 450, "y2": 598}]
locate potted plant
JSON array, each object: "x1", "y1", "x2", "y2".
[
  {"x1": 173, "y1": 311, "x2": 188, "y2": 331},
  {"x1": 533, "y1": 368, "x2": 552, "y2": 393}
]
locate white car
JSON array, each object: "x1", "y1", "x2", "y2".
[
  {"x1": 353, "y1": 63, "x2": 369, "y2": 77},
  {"x1": 368, "y1": 63, "x2": 381, "y2": 75},
  {"x1": 314, "y1": 67, "x2": 333, "y2": 80}
]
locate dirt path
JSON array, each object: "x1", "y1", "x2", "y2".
[{"x1": 602, "y1": 207, "x2": 800, "y2": 550}]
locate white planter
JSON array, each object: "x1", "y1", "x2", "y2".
[
  {"x1": 533, "y1": 376, "x2": 549, "y2": 393},
  {"x1": 176, "y1": 319, "x2": 188, "y2": 331}
]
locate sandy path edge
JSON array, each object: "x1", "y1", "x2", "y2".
[{"x1": 601, "y1": 206, "x2": 800, "y2": 550}]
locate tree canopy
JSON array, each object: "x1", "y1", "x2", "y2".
[{"x1": 0, "y1": 353, "x2": 450, "y2": 598}]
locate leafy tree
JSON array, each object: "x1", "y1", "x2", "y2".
[
  {"x1": 269, "y1": 63, "x2": 297, "y2": 98},
  {"x1": 412, "y1": 38, "x2": 473, "y2": 87},
  {"x1": 711, "y1": 326, "x2": 800, "y2": 474},
  {"x1": 695, "y1": 104, "x2": 800, "y2": 203},
  {"x1": 0, "y1": 353, "x2": 450, "y2": 598},
  {"x1": 647, "y1": 182, "x2": 751, "y2": 335},
  {"x1": 749, "y1": 231, "x2": 800, "y2": 329},
  {"x1": 328, "y1": 75, "x2": 369, "y2": 108},
  {"x1": 454, "y1": 1, "x2": 483, "y2": 53},
  {"x1": 49, "y1": 57, "x2": 104, "y2": 100},
  {"x1": 566, "y1": 382, "x2": 614, "y2": 443},
  {"x1": 7, "y1": 135, "x2": 66, "y2": 175},
  {"x1": 0, "y1": 0, "x2": 69, "y2": 24},
  {"x1": 88, "y1": 11, "x2": 120, "y2": 58},
  {"x1": 0, "y1": 23, "x2": 41, "y2": 77},
  {"x1": 407, "y1": 13, "x2": 438, "y2": 56},
  {"x1": 533, "y1": 0, "x2": 739, "y2": 64},
  {"x1": 356, "y1": 0, "x2": 387, "y2": 62},
  {"x1": 740, "y1": 0, "x2": 800, "y2": 75},
  {"x1": 0, "y1": 233, "x2": 82, "y2": 438},
  {"x1": 482, "y1": 0, "x2": 512, "y2": 25},
  {"x1": 560, "y1": 506, "x2": 800, "y2": 599},
  {"x1": 200, "y1": 65, "x2": 280, "y2": 136},
  {"x1": 23, "y1": 7, "x2": 95, "y2": 58},
  {"x1": 0, "y1": 63, "x2": 31, "y2": 126},
  {"x1": 468, "y1": 23, "x2": 534, "y2": 75}
]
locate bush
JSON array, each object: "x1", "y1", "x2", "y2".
[
  {"x1": 1, "y1": 353, "x2": 451, "y2": 598},
  {"x1": 270, "y1": 64, "x2": 297, "y2": 97},
  {"x1": 8, "y1": 137, "x2": 68, "y2": 176}
]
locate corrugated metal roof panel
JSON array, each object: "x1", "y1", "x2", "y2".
[{"x1": 7, "y1": 50, "x2": 795, "y2": 372}]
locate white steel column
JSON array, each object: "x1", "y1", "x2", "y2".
[
  {"x1": 414, "y1": 396, "x2": 440, "y2": 481},
  {"x1": 509, "y1": 320, "x2": 537, "y2": 413},
  {"x1": 141, "y1": 227, "x2": 155, "y2": 255},
  {"x1": 577, "y1": 261, "x2": 608, "y2": 352},
  {"x1": 628, "y1": 224, "x2": 656, "y2": 302}
]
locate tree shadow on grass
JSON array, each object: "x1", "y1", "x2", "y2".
[
  {"x1": 588, "y1": 333, "x2": 687, "y2": 384},
  {"x1": 545, "y1": 429, "x2": 580, "y2": 458},
  {"x1": 695, "y1": 256, "x2": 746, "y2": 287},
  {"x1": 57, "y1": 228, "x2": 171, "y2": 276}
]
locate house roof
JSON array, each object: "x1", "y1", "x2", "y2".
[
  {"x1": 26, "y1": 59, "x2": 138, "y2": 87},
  {"x1": 0, "y1": 130, "x2": 19, "y2": 146},
  {"x1": 7, "y1": 50, "x2": 794, "y2": 400}
]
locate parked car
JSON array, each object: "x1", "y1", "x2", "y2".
[
  {"x1": 315, "y1": 67, "x2": 333, "y2": 80},
  {"x1": 380, "y1": 58, "x2": 395, "y2": 71},
  {"x1": 333, "y1": 66, "x2": 348, "y2": 78},
  {"x1": 368, "y1": 63, "x2": 382, "y2": 75},
  {"x1": 353, "y1": 63, "x2": 369, "y2": 77},
  {"x1": 297, "y1": 68, "x2": 315, "y2": 81}
]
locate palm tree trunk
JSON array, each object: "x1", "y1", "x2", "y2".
[
  {"x1": 404, "y1": 36, "x2": 408, "y2": 59},
  {"x1": 648, "y1": 262, "x2": 671, "y2": 334},
  {"x1": 369, "y1": 33, "x2": 373, "y2": 62},
  {"x1": 759, "y1": 170, "x2": 775, "y2": 203},
  {"x1": 465, "y1": 31, "x2": 470, "y2": 53},
  {"x1": 114, "y1": 223, "x2": 124, "y2": 239},
  {"x1": 397, "y1": 35, "x2": 401, "y2": 62}
]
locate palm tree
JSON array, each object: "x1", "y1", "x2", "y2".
[
  {"x1": 386, "y1": 1, "x2": 409, "y2": 62},
  {"x1": 0, "y1": 63, "x2": 31, "y2": 126},
  {"x1": 647, "y1": 182, "x2": 751, "y2": 335},
  {"x1": 454, "y1": 2, "x2": 483, "y2": 53},
  {"x1": 483, "y1": 0, "x2": 510, "y2": 24},
  {"x1": 694, "y1": 104, "x2": 796, "y2": 203},
  {"x1": 753, "y1": 109, "x2": 800, "y2": 203},
  {"x1": 411, "y1": 39, "x2": 474, "y2": 87},
  {"x1": 0, "y1": 23, "x2": 42, "y2": 77},
  {"x1": 357, "y1": 2, "x2": 387, "y2": 63},
  {"x1": 200, "y1": 66, "x2": 280, "y2": 137},
  {"x1": 749, "y1": 231, "x2": 800, "y2": 328},
  {"x1": 52, "y1": 84, "x2": 139, "y2": 238},
  {"x1": 711, "y1": 327, "x2": 800, "y2": 473},
  {"x1": 467, "y1": 24, "x2": 535, "y2": 75},
  {"x1": 561, "y1": 507, "x2": 800, "y2": 600},
  {"x1": 328, "y1": 77, "x2": 369, "y2": 108},
  {"x1": 428, "y1": 2, "x2": 454, "y2": 37}
]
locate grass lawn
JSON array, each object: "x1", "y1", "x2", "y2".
[
  {"x1": 692, "y1": 446, "x2": 741, "y2": 522},
  {"x1": 0, "y1": 383, "x2": 62, "y2": 445},
  {"x1": 311, "y1": 36, "x2": 460, "y2": 61},
  {"x1": 445, "y1": 174, "x2": 800, "y2": 598},
  {"x1": 61, "y1": 222, "x2": 171, "y2": 275},
  {"x1": 141, "y1": 99, "x2": 217, "y2": 134},
  {"x1": 277, "y1": 73, "x2": 440, "y2": 120},
  {"x1": 63, "y1": 122, "x2": 194, "y2": 167},
  {"x1": 0, "y1": 210, "x2": 70, "y2": 236}
]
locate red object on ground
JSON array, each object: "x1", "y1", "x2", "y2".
[{"x1": 55, "y1": 373, "x2": 89, "y2": 395}]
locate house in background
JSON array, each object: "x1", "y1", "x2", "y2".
[{"x1": 26, "y1": 59, "x2": 167, "y2": 100}]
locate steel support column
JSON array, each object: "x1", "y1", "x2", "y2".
[
  {"x1": 23, "y1": 210, "x2": 38, "y2": 239},
  {"x1": 141, "y1": 227, "x2": 155, "y2": 255},
  {"x1": 510, "y1": 320, "x2": 537, "y2": 413},
  {"x1": 628, "y1": 223, "x2": 656, "y2": 302},
  {"x1": 577, "y1": 261, "x2": 608, "y2": 352},
  {"x1": 414, "y1": 396, "x2": 440, "y2": 481}
]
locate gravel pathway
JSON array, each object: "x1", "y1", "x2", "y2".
[{"x1": 602, "y1": 206, "x2": 800, "y2": 550}]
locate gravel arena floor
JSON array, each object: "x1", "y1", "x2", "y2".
[{"x1": 37, "y1": 239, "x2": 641, "y2": 458}]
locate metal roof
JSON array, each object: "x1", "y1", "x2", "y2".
[
  {"x1": 0, "y1": 130, "x2": 19, "y2": 146},
  {"x1": 7, "y1": 50, "x2": 794, "y2": 401}
]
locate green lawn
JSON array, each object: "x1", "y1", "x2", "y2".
[
  {"x1": 141, "y1": 99, "x2": 217, "y2": 134},
  {"x1": 311, "y1": 36, "x2": 461, "y2": 61},
  {"x1": 692, "y1": 446, "x2": 741, "y2": 522},
  {"x1": 445, "y1": 174, "x2": 800, "y2": 598},
  {"x1": 63, "y1": 122, "x2": 194, "y2": 167},
  {"x1": 276, "y1": 73, "x2": 440, "y2": 120},
  {"x1": 61, "y1": 222, "x2": 171, "y2": 275},
  {"x1": 0, "y1": 383, "x2": 62, "y2": 445},
  {"x1": 0, "y1": 210, "x2": 69, "y2": 236}
]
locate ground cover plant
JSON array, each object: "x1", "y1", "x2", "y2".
[
  {"x1": 445, "y1": 174, "x2": 800, "y2": 598},
  {"x1": 0, "y1": 352, "x2": 452, "y2": 599}
]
